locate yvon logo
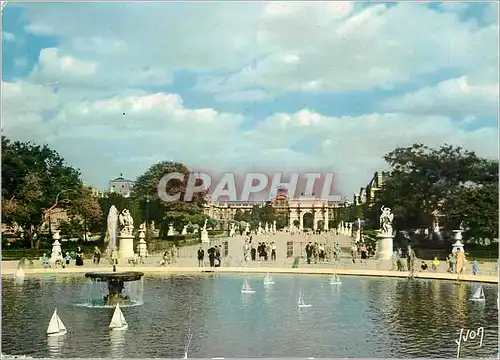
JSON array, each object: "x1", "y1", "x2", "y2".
[{"x1": 157, "y1": 171, "x2": 342, "y2": 203}]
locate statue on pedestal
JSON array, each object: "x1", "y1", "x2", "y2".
[
  {"x1": 118, "y1": 209, "x2": 134, "y2": 236},
  {"x1": 167, "y1": 224, "x2": 174, "y2": 236},
  {"x1": 379, "y1": 206, "x2": 394, "y2": 235}
]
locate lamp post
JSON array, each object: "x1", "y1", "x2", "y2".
[{"x1": 146, "y1": 196, "x2": 150, "y2": 229}]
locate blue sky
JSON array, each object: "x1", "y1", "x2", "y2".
[{"x1": 2, "y1": 1, "x2": 498, "y2": 196}]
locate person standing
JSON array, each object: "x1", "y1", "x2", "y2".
[
  {"x1": 215, "y1": 245, "x2": 221, "y2": 267},
  {"x1": 208, "y1": 246, "x2": 216, "y2": 267},
  {"x1": 251, "y1": 242, "x2": 256, "y2": 261},
  {"x1": 334, "y1": 242, "x2": 341, "y2": 262},
  {"x1": 93, "y1": 246, "x2": 101, "y2": 265},
  {"x1": 64, "y1": 252, "x2": 71, "y2": 267},
  {"x1": 75, "y1": 246, "x2": 84, "y2": 266},
  {"x1": 456, "y1": 250, "x2": 466, "y2": 280},
  {"x1": 197, "y1": 246, "x2": 205, "y2": 267},
  {"x1": 351, "y1": 243, "x2": 357, "y2": 263},
  {"x1": 271, "y1": 242, "x2": 277, "y2": 261},
  {"x1": 111, "y1": 248, "x2": 119, "y2": 266},
  {"x1": 170, "y1": 245, "x2": 177, "y2": 264},
  {"x1": 305, "y1": 242, "x2": 313, "y2": 264}
]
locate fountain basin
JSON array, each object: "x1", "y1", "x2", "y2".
[
  {"x1": 84, "y1": 271, "x2": 144, "y2": 307},
  {"x1": 85, "y1": 271, "x2": 144, "y2": 282}
]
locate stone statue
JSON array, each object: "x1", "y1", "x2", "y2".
[
  {"x1": 118, "y1": 209, "x2": 134, "y2": 236},
  {"x1": 181, "y1": 225, "x2": 188, "y2": 235},
  {"x1": 379, "y1": 206, "x2": 394, "y2": 235},
  {"x1": 139, "y1": 222, "x2": 146, "y2": 231},
  {"x1": 105, "y1": 205, "x2": 119, "y2": 251},
  {"x1": 167, "y1": 224, "x2": 175, "y2": 236},
  {"x1": 203, "y1": 219, "x2": 208, "y2": 230}
]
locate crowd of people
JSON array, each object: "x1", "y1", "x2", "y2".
[
  {"x1": 197, "y1": 244, "x2": 224, "y2": 267},
  {"x1": 349, "y1": 242, "x2": 375, "y2": 263},
  {"x1": 242, "y1": 237, "x2": 278, "y2": 262}
]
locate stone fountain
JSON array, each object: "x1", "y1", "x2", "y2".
[
  {"x1": 83, "y1": 207, "x2": 144, "y2": 307},
  {"x1": 84, "y1": 271, "x2": 144, "y2": 306}
]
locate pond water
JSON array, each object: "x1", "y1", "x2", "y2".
[{"x1": 2, "y1": 274, "x2": 498, "y2": 358}]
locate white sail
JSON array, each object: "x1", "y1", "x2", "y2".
[
  {"x1": 47, "y1": 309, "x2": 67, "y2": 336},
  {"x1": 109, "y1": 304, "x2": 128, "y2": 330},
  {"x1": 298, "y1": 293, "x2": 312, "y2": 308},
  {"x1": 241, "y1": 280, "x2": 255, "y2": 293},
  {"x1": 329, "y1": 274, "x2": 342, "y2": 285},
  {"x1": 470, "y1": 286, "x2": 485, "y2": 301},
  {"x1": 263, "y1": 273, "x2": 274, "y2": 284}
]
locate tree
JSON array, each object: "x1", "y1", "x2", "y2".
[
  {"x1": 67, "y1": 186, "x2": 103, "y2": 234},
  {"x1": 1, "y1": 137, "x2": 83, "y2": 248},
  {"x1": 206, "y1": 218, "x2": 218, "y2": 229},
  {"x1": 250, "y1": 202, "x2": 287, "y2": 229},
  {"x1": 132, "y1": 161, "x2": 207, "y2": 233},
  {"x1": 99, "y1": 193, "x2": 142, "y2": 230},
  {"x1": 367, "y1": 143, "x2": 498, "y2": 240}
]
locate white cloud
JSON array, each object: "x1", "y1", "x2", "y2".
[
  {"x1": 2, "y1": 31, "x2": 15, "y2": 41},
  {"x1": 199, "y1": 2, "x2": 498, "y2": 96},
  {"x1": 28, "y1": 47, "x2": 172, "y2": 88},
  {"x1": 2, "y1": 82, "x2": 497, "y2": 195},
  {"x1": 213, "y1": 90, "x2": 272, "y2": 103},
  {"x1": 16, "y1": 2, "x2": 498, "y2": 99},
  {"x1": 438, "y1": 3, "x2": 469, "y2": 13},
  {"x1": 382, "y1": 76, "x2": 499, "y2": 118},
  {"x1": 3, "y1": 2, "x2": 498, "y2": 196}
]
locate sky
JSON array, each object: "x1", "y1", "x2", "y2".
[{"x1": 2, "y1": 1, "x2": 499, "y2": 198}]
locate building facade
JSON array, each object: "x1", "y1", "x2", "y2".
[
  {"x1": 204, "y1": 197, "x2": 345, "y2": 231},
  {"x1": 354, "y1": 171, "x2": 389, "y2": 206},
  {"x1": 108, "y1": 174, "x2": 134, "y2": 198}
]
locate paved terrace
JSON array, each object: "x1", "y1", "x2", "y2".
[{"x1": 2, "y1": 233, "x2": 498, "y2": 284}]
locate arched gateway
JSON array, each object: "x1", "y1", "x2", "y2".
[{"x1": 288, "y1": 199, "x2": 329, "y2": 231}]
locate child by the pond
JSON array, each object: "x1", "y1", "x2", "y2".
[
  {"x1": 472, "y1": 259, "x2": 479, "y2": 275},
  {"x1": 64, "y1": 252, "x2": 71, "y2": 267}
]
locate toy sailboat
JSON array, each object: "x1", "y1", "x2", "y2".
[
  {"x1": 47, "y1": 308, "x2": 67, "y2": 337},
  {"x1": 329, "y1": 274, "x2": 342, "y2": 285},
  {"x1": 109, "y1": 304, "x2": 128, "y2": 331},
  {"x1": 183, "y1": 328, "x2": 193, "y2": 359},
  {"x1": 241, "y1": 279, "x2": 255, "y2": 294},
  {"x1": 469, "y1": 285, "x2": 485, "y2": 302},
  {"x1": 263, "y1": 272, "x2": 275, "y2": 285},
  {"x1": 298, "y1": 292, "x2": 312, "y2": 308}
]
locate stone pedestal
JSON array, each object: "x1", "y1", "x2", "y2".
[
  {"x1": 201, "y1": 229, "x2": 210, "y2": 244},
  {"x1": 118, "y1": 233, "x2": 135, "y2": 260},
  {"x1": 376, "y1": 232, "x2": 394, "y2": 260}
]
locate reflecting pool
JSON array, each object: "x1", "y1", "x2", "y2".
[{"x1": 2, "y1": 274, "x2": 498, "y2": 358}]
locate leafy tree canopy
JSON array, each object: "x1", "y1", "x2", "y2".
[
  {"x1": 1, "y1": 136, "x2": 84, "y2": 247},
  {"x1": 132, "y1": 161, "x2": 208, "y2": 232},
  {"x1": 365, "y1": 143, "x2": 498, "y2": 240}
]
